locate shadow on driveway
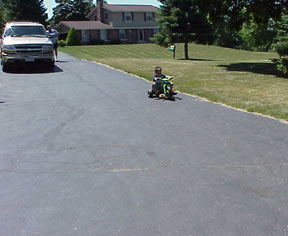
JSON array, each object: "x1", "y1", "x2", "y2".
[
  {"x1": 151, "y1": 96, "x2": 183, "y2": 102},
  {"x1": 3, "y1": 65, "x2": 63, "y2": 74}
]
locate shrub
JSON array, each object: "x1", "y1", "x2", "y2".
[
  {"x1": 274, "y1": 41, "x2": 288, "y2": 58},
  {"x1": 90, "y1": 39, "x2": 104, "y2": 45},
  {"x1": 108, "y1": 39, "x2": 121, "y2": 45},
  {"x1": 273, "y1": 11, "x2": 288, "y2": 74},
  {"x1": 277, "y1": 57, "x2": 288, "y2": 75},
  {"x1": 58, "y1": 40, "x2": 66, "y2": 47},
  {"x1": 66, "y1": 28, "x2": 81, "y2": 46},
  {"x1": 239, "y1": 19, "x2": 276, "y2": 52}
]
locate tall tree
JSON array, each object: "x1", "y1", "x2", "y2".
[
  {"x1": 212, "y1": 14, "x2": 242, "y2": 49},
  {"x1": 193, "y1": 0, "x2": 286, "y2": 51},
  {"x1": 0, "y1": 1, "x2": 5, "y2": 29},
  {"x1": 153, "y1": 0, "x2": 213, "y2": 59},
  {"x1": 273, "y1": 10, "x2": 288, "y2": 74},
  {"x1": 1, "y1": 0, "x2": 47, "y2": 26},
  {"x1": 196, "y1": 0, "x2": 287, "y2": 30},
  {"x1": 239, "y1": 18, "x2": 276, "y2": 51},
  {"x1": 52, "y1": 0, "x2": 93, "y2": 25}
]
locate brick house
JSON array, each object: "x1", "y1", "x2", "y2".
[{"x1": 56, "y1": 0, "x2": 160, "y2": 44}]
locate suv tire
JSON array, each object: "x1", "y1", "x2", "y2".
[
  {"x1": 2, "y1": 62, "x2": 9, "y2": 73},
  {"x1": 48, "y1": 61, "x2": 55, "y2": 72}
]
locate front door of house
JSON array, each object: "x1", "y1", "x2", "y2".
[
  {"x1": 138, "y1": 29, "x2": 144, "y2": 42},
  {"x1": 100, "y1": 30, "x2": 107, "y2": 41}
]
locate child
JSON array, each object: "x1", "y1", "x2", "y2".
[{"x1": 151, "y1": 66, "x2": 166, "y2": 97}]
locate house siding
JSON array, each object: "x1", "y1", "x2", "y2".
[
  {"x1": 110, "y1": 12, "x2": 158, "y2": 28},
  {"x1": 126, "y1": 29, "x2": 138, "y2": 43},
  {"x1": 77, "y1": 31, "x2": 82, "y2": 41},
  {"x1": 90, "y1": 30, "x2": 100, "y2": 41},
  {"x1": 144, "y1": 29, "x2": 153, "y2": 41},
  {"x1": 59, "y1": 28, "x2": 157, "y2": 44},
  {"x1": 108, "y1": 29, "x2": 119, "y2": 41},
  {"x1": 103, "y1": 10, "x2": 113, "y2": 25},
  {"x1": 89, "y1": 9, "x2": 112, "y2": 25}
]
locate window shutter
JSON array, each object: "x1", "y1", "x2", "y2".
[
  {"x1": 144, "y1": 12, "x2": 146, "y2": 21},
  {"x1": 132, "y1": 12, "x2": 134, "y2": 21},
  {"x1": 123, "y1": 12, "x2": 125, "y2": 21}
]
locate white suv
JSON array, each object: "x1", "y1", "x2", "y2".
[{"x1": 0, "y1": 22, "x2": 55, "y2": 72}]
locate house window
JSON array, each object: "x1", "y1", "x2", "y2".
[
  {"x1": 119, "y1": 29, "x2": 127, "y2": 40},
  {"x1": 146, "y1": 12, "x2": 153, "y2": 21},
  {"x1": 100, "y1": 29, "x2": 107, "y2": 41},
  {"x1": 81, "y1": 30, "x2": 89, "y2": 42},
  {"x1": 105, "y1": 13, "x2": 109, "y2": 20},
  {"x1": 124, "y1": 12, "x2": 132, "y2": 22},
  {"x1": 153, "y1": 28, "x2": 159, "y2": 34}
]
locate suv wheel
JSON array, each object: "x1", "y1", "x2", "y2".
[
  {"x1": 48, "y1": 61, "x2": 55, "y2": 72},
  {"x1": 2, "y1": 62, "x2": 9, "y2": 73}
]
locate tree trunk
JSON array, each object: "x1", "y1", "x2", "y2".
[{"x1": 184, "y1": 42, "x2": 189, "y2": 60}]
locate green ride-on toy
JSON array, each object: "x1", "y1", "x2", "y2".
[{"x1": 147, "y1": 76, "x2": 177, "y2": 100}]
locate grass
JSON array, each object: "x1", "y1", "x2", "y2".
[{"x1": 60, "y1": 43, "x2": 288, "y2": 121}]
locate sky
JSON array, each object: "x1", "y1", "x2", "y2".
[{"x1": 43, "y1": 0, "x2": 161, "y2": 19}]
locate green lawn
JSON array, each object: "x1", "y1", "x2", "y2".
[{"x1": 60, "y1": 43, "x2": 288, "y2": 121}]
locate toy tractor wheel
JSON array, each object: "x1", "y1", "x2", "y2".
[
  {"x1": 164, "y1": 90, "x2": 173, "y2": 99},
  {"x1": 147, "y1": 90, "x2": 154, "y2": 98}
]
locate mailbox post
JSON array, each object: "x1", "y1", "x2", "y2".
[{"x1": 169, "y1": 45, "x2": 176, "y2": 59}]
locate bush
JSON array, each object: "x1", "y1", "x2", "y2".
[
  {"x1": 214, "y1": 31, "x2": 242, "y2": 49},
  {"x1": 239, "y1": 19, "x2": 276, "y2": 52},
  {"x1": 277, "y1": 57, "x2": 288, "y2": 75},
  {"x1": 58, "y1": 40, "x2": 66, "y2": 47},
  {"x1": 108, "y1": 39, "x2": 121, "y2": 45},
  {"x1": 274, "y1": 41, "x2": 288, "y2": 58},
  {"x1": 90, "y1": 39, "x2": 104, "y2": 45},
  {"x1": 273, "y1": 11, "x2": 288, "y2": 74},
  {"x1": 66, "y1": 28, "x2": 81, "y2": 46}
]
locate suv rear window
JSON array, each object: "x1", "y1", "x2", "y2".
[{"x1": 4, "y1": 26, "x2": 47, "y2": 38}]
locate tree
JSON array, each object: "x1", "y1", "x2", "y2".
[
  {"x1": 239, "y1": 18, "x2": 276, "y2": 51},
  {"x1": 153, "y1": 0, "x2": 214, "y2": 59},
  {"x1": 195, "y1": 0, "x2": 287, "y2": 31},
  {"x1": 51, "y1": 0, "x2": 93, "y2": 25},
  {"x1": 194, "y1": 0, "x2": 286, "y2": 51},
  {"x1": 273, "y1": 10, "x2": 288, "y2": 74},
  {"x1": 213, "y1": 17, "x2": 242, "y2": 48},
  {"x1": 1, "y1": 0, "x2": 47, "y2": 26},
  {"x1": 66, "y1": 28, "x2": 81, "y2": 46},
  {"x1": 0, "y1": 1, "x2": 5, "y2": 29}
]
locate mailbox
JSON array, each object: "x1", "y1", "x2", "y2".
[
  {"x1": 169, "y1": 45, "x2": 176, "y2": 51},
  {"x1": 168, "y1": 45, "x2": 176, "y2": 59}
]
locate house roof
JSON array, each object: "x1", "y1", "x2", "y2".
[
  {"x1": 87, "y1": 4, "x2": 158, "y2": 18},
  {"x1": 103, "y1": 4, "x2": 159, "y2": 12},
  {"x1": 57, "y1": 21, "x2": 113, "y2": 32}
]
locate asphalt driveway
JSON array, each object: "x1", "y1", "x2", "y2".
[{"x1": 1, "y1": 53, "x2": 288, "y2": 236}]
